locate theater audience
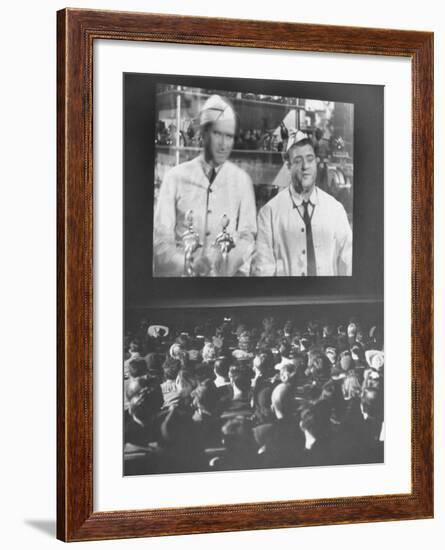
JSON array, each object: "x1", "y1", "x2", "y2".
[{"x1": 123, "y1": 311, "x2": 384, "y2": 475}]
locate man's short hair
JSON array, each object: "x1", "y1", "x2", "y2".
[
  {"x1": 162, "y1": 357, "x2": 182, "y2": 381},
  {"x1": 129, "y1": 385, "x2": 164, "y2": 424},
  {"x1": 283, "y1": 137, "x2": 315, "y2": 162},
  {"x1": 192, "y1": 379, "x2": 220, "y2": 415},
  {"x1": 361, "y1": 387, "x2": 383, "y2": 419},
  {"x1": 128, "y1": 357, "x2": 148, "y2": 378},
  {"x1": 221, "y1": 416, "x2": 253, "y2": 445},
  {"x1": 253, "y1": 350, "x2": 274, "y2": 375},
  {"x1": 309, "y1": 351, "x2": 332, "y2": 378},
  {"x1": 279, "y1": 362, "x2": 297, "y2": 384},
  {"x1": 271, "y1": 383, "x2": 294, "y2": 418},
  {"x1": 214, "y1": 356, "x2": 230, "y2": 379},
  {"x1": 300, "y1": 401, "x2": 331, "y2": 439},
  {"x1": 228, "y1": 365, "x2": 252, "y2": 393}
]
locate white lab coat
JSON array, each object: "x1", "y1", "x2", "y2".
[
  {"x1": 252, "y1": 186, "x2": 352, "y2": 276},
  {"x1": 153, "y1": 155, "x2": 257, "y2": 277}
]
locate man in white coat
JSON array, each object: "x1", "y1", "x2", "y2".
[
  {"x1": 252, "y1": 130, "x2": 352, "y2": 277},
  {"x1": 153, "y1": 94, "x2": 257, "y2": 277}
]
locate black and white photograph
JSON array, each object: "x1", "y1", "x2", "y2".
[
  {"x1": 152, "y1": 84, "x2": 354, "y2": 278},
  {"x1": 124, "y1": 72, "x2": 384, "y2": 476},
  {"x1": 124, "y1": 304, "x2": 384, "y2": 475}
]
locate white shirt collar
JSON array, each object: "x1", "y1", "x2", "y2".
[
  {"x1": 289, "y1": 185, "x2": 318, "y2": 206},
  {"x1": 199, "y1": 154, "x2": 224, "y2": 179},
  {"x1": 304, "y1": 430, "x2": 317, "y2": 450}
]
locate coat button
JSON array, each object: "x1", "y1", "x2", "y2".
[
  {"x1": 206, "y1": 231, "x2": 211, "y2": 236},
  {"x1": 301, "y1": 272, "x2": 306, "y2": 276},
  {"x1": 302, "y1": 250, "x2": 306, "y2": 255},
  {"x1": 301, "y1": 227, "x2": 305, "y2": 232}
]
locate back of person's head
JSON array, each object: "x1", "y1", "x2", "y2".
[
  {"x1": 126, "y1": 375, "x2": 150, "y2": 402},
  {"x1": 169, "y1": 342, "x2": 188, "y2": 364},
  {"x1": 351, "y1": 344, "x2": 365, "y2": 363},
  {"x1": 324, "y1": 345, "x2": 337, "y2": 365},
  {"x1": 128, "y1": 356, "x2": 148, "y2": 378},
  {"x1": 193, "y1": 362, "x2": 214, "y2": 383},
  {"x1": 160, "y1": 405, "x2": 192, "y2": 446},
  {"x1": 361, "y1": 387, "x2": 383, "y2": 419},
  {"x1": 253, "y1": 350, "x2": 274, "y2": 376},
  {"x1": 129, "y1": 384, "x2": 163, "y2": 425},
  {"x1": 175, "y1": 369, "x2": 198, "y2": 397},
  {"x1": 162, "y1": 357, "x2": 182, "y2": 381},
  {"x1": 221, "y1": 416, "x2": 255, "y2": 450},
  {"x1": 283, "y1": 319, "x2": 294, "y2": 333},
  {"x1": 238, "y1": 331, "x2": 252, "y2": 351},
  {"x1": 300, "y1": 336, "x2": 312, "y2": 352},
  {"x1": 300, "y1": 401, "x2": 331, "y2": 440},
  {"x1": 340, "y1": 354, "x2": 354, "y2": 373},
  {"x1": 279, "y1": 341, "x2": 291, "y2": 358},
  {"x1": 365, "y1": 374, "x2": 382, "y2": 391},
  {"x1": 279, "y1": 362, "x2": 297, "y2": 384},
  {"x1": 202, "y1": 342, "x2": 217, "y2": 363},
  {"x1": 145, "y1": 352, "x2": 163, "y2": 373},
  {"x1": 214, "y1": 356, "x2": 230, "y2": 380},
  {"x1": 192, "y1": 379, "x2": 220, "y2": 415},
  {"x1": 129, "y1": 340, "x2": 141, "y2": 354},
  {"x1": 271, "y1": 383, "x2": 295, "y2": 419},
  {"x1": 254, "y1": 385, "x2": 274, "y2": 424},
  {"x1": 347, "y1": 322, "x2": 357, "y2": 339},
  {"x1": 175, "y1": 333, "x2": 189, "y2": 348},
  {"x1": 309, "y1": 351, "x2": 332, "y2": 380},
  {"x1": 318, "y1": 379, "x2": 338, "y2": 402},
  {"x1": 342, "y1": 371, "x2": 362, "y2": 400},
  {"x1": 228, "y1": 365, "x2": 252, "y2": 394}
]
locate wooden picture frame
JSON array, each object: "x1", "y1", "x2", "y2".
[{"x1": 57, "y1": 8, "x2": 433, "y2": 542}]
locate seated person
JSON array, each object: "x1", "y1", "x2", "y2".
[
  {"x1": 213, "y1": 356, "x2": 230, "y2": 388},
  {"x1": 254, "y1": 383, "x2": 305, "y2": 468},
  {"x1": 299, "y1": 400, "x2": 338, "y2": 467},
  {"x1": 160, "y1": 357, "x2": 182, "y2": 401},
  {"x1": 124, "y1": 383, "x2": 164, "y2": 447},
  {"x1": 144, "y1": 353, "x2": 164, "y2": 384},
  {"x1": 232, "y1": 331, "x2": 255, "y2": 361},
  {"x1": 220, "y1": 365, "x2": 253, "y2": 419},
  {"x1": 158, "y1": 402, "x2": 205, "y2": 473},
  {"x1": 317, "y1": 379, "x2": 347, "y2": 424},
  {"x1": 336, "y1": 387, "x2": 384, "y2": 464},
  {"x1": 124, "y1": 341, "x2": 142, "y2": 379},
  {"x1": 191, "y1": 379, "x2": 223, "y2": 449},
  {"x1": 124, "y1": 356, "x2": 149, "y2": 410},
  {"x1": 162, "y1": 369, "x2": 197, "y2": 410},
  {"x1": 305, "y1": 351, "x2": 332, "y2": 400},
  {"x1": 210, "y1": 416, "x2": 259, "y2": 471},
  {"x1": 251, "y1": 349, "x2": 275, "y2": 408}
]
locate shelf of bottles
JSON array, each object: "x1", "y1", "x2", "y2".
[{"x1": 154, "y1": 84, "x2": 353, "y2": 215}]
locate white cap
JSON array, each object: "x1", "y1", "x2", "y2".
[
  {"x1": 365, "y1": 349, "x2": 384, "y2": 370},
  {"x1": 147, "y1": 324, "x2": 169, "y2": 337},
  {"x1": 286, "y1": 129, "x2": 310, "y2": 152},
  {"x1": 200, "y1": 94, "x2": 236, "y2": 126}
]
